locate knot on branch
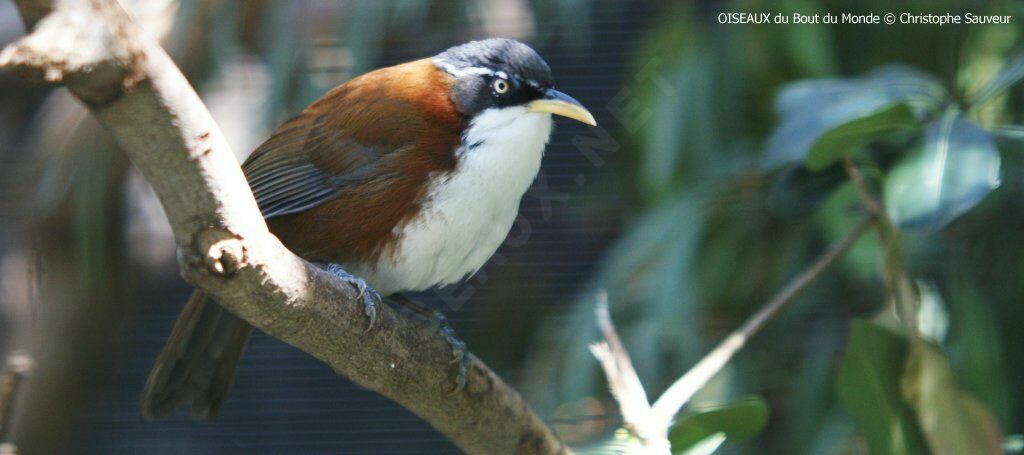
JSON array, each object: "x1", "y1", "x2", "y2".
[
  {"x1": 193, "y1": 228, "x2": 247, "y2": 277},
  {"x1": 3, "y1": 352, "x2": 33, "y2": 377},
  {"x1": 0, "y1": 4, "x2": 146, "y2": 105}
]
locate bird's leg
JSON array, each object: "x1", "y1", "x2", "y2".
[
  {"x1": 388, "y1": 294, "x2": 469, "y2": 392},
  {"x1": 319, "y1": 262, "x2": 381, "y2": 331}
]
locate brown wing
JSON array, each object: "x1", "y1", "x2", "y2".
[
  {"x1": 245, "y1": 114, "x2": 380, "y2": 218},
  {"x1": 243, "y1": 59, "x2": 463, "y2": 265}
]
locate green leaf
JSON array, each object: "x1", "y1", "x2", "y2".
[
  {"x1": 884, "y1": 110, "x2": 1001, "y2": 230},
  {"x1": 806, "y1": 103, "x2": 920, "y2": 171},
  {"x1": 970, "y1": 52, "x2": 1024, "y2": 106},
  {"x1": 901, "y1": 340, "x2": 1003, "y2": 455},
  {"x1": 946, "y1": 282, "x2": 1012, "y2": 426},
  {"x1": 763, "y1": 65, "x2": 945, "y2": 169},
  {"x1": 668, "y1": 396, "x2": 769, "y2": 452},
  {"x1": 836, "y1": 320, "x2": 928, "y2": 455}
]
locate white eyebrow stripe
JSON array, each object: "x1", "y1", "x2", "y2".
[
  {"x1": 433, "y1": 58, "x2": 546, "y2": 90},
  {"x1": 434, "y1": 59, "x2": 495, "y2": 78}
]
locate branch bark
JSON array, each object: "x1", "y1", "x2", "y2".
[{"x1": 1, "y1": 1, "x2": 567, "y2": 453}]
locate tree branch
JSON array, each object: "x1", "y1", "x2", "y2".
[{"x1": 1, "y1": 1, "x2": 566, "y2": 453}]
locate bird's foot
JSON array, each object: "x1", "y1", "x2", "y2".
[
  {"x1": 321, "y1": 263, "x2": 381, "y2": 332},
  {"x1": 437, "y1": 314, "x2": 469, "y2": 394},
  {"x1": 389, "y1": 294, "x2": 469, "y2": 393}
]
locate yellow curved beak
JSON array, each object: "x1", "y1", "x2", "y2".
[{"x1": 527, "y1": 89, "x2": 597, "y2": 126}]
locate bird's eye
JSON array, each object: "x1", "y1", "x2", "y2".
[{"x1": 492, "y1": 78, "x2": 510, "y2": 95}]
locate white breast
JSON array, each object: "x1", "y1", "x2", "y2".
[{"x1": 356, "y1": 107, "x2": 552, "y2": 295}]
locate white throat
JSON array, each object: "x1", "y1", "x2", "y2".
[{"x1": 356, "y1": 108, "x2": 553, "y2": 295}]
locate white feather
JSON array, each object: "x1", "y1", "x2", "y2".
[{"x1": 353, "y1": 107, "x2": 552, "y2": 295}]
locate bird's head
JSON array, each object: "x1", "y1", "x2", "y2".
[{"x1": 433, "y1": 39, "x2": 596, "y2": 130}]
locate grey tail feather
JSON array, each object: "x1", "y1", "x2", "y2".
[{"x1": 141, "y1": 289, "x2": 252, "y2": 421}]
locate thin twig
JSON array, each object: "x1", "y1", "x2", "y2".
[
  {"x1": 840, "y1": 156, "x2": 918, "y2": 334},
  {"x1": 648, "y1": 214, "x2": 874, "y2": 429},
  {"x1": 841, "y1": 155, "x2": 897, "y2": 302},
  {"x1": 590, "y1": 291, "x2": 653, "y2": 438},
  {"x1": 841, "y1": 155, "x2": 903, "y2": 243},
  {"x1": 841, "y1": 156, "x2": 884, "y2": 221},
  {"x1": 0, "y1": 352, "x2": 34, "y2": 443}
]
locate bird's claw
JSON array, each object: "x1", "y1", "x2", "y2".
[
  {"x1": 357, "y1": 287, "x2": 379, "y2": 333},
  {"x1": 323, "y1": 263, "x2": 380, "y2": 331},
  {"x1": 439, "y1": 324, "x2": 469, "y2": 393}
]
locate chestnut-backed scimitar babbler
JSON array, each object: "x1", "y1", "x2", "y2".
[{"x1": 142, "y1": 39, "x2": 596, "y2": 419}]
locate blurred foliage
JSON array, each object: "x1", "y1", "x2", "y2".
[
  {"x1": 668, "y1": 396, "x2": 770, "y2": 452},
  {"x1": 884, "y1": 109, "x2": 1001, "y2": 230},
  {"x1": 836, "y1": 320, "x2": 928, "y2": 455},
  {"x1": 763, "y1": 65, "x2": 944, "y2": 170},
  {"x1": 526, "y1": 0, "x2": 1024, "y2": 453}
]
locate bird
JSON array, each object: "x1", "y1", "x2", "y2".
[{"x1": 141, "y1": 38, "x2": 596, "y2": 420}]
